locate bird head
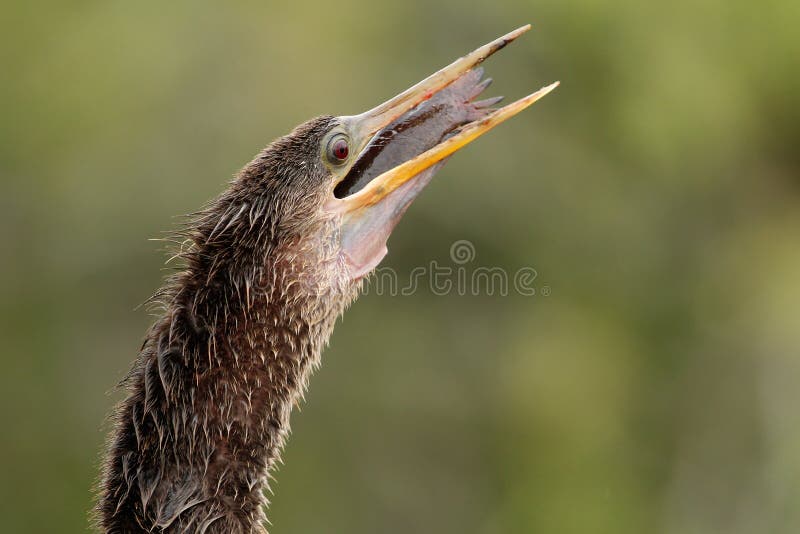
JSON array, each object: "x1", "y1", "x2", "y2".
[{"x1": 211, "y1": 26, "x2": 557, "y2": 297}]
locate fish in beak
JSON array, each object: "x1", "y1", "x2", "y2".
[{"x1": 325, "y1": 25, "x2": 559, "y2": 278}]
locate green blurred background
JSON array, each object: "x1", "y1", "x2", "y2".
[{"x1": 2, "y1": 1, "x2": 799, "y2": 532}]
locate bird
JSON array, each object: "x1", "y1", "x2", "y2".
[{"x1": 95, "y1": 25, "x2": 557, "y2": 533}]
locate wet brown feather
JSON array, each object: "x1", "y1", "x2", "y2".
[{"x1": 96, "y1": 116, "x2": 362, "y2": 533}]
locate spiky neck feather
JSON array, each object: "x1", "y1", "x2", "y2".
[{"x1": 97, "y1": 118, "x2": 360, "y2": 533}]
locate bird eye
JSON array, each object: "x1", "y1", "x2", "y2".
[{"x1": 328, "y1": 135, "x2": 349, "y2": 163}]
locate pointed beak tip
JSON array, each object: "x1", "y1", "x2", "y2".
[
  {"x1": 511, "y1": 24, "x2": 532, "y2": 38},
  {"x1": 542, "y1": 81, "x2": 560, "y2": 95},
  {"x1": 527, "y1": 81, "x2": 560, "y2": 102}
]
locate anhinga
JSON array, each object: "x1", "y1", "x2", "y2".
[{"x1": 97, "y1": 25, "x2": 557, "y2": 533}]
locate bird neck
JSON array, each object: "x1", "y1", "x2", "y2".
[{"x1": 98, "y1": 226, "x2": 358, "y2": 532}]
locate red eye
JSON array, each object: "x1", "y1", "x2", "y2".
[{"x1": 329, "y1": 137, "x2": 349, "y2": 162}]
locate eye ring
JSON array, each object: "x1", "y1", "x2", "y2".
[{"x1": 327, "y1": 134, "x2": 350, "y2": 164}]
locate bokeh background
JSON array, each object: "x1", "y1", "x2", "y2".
[{"x1": 2, "y1": 1, "x2": 799, "y2": 532}]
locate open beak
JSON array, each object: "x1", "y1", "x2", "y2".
[{"x1": 327, "y1": 25, "x2": 559, "y2": 278}]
